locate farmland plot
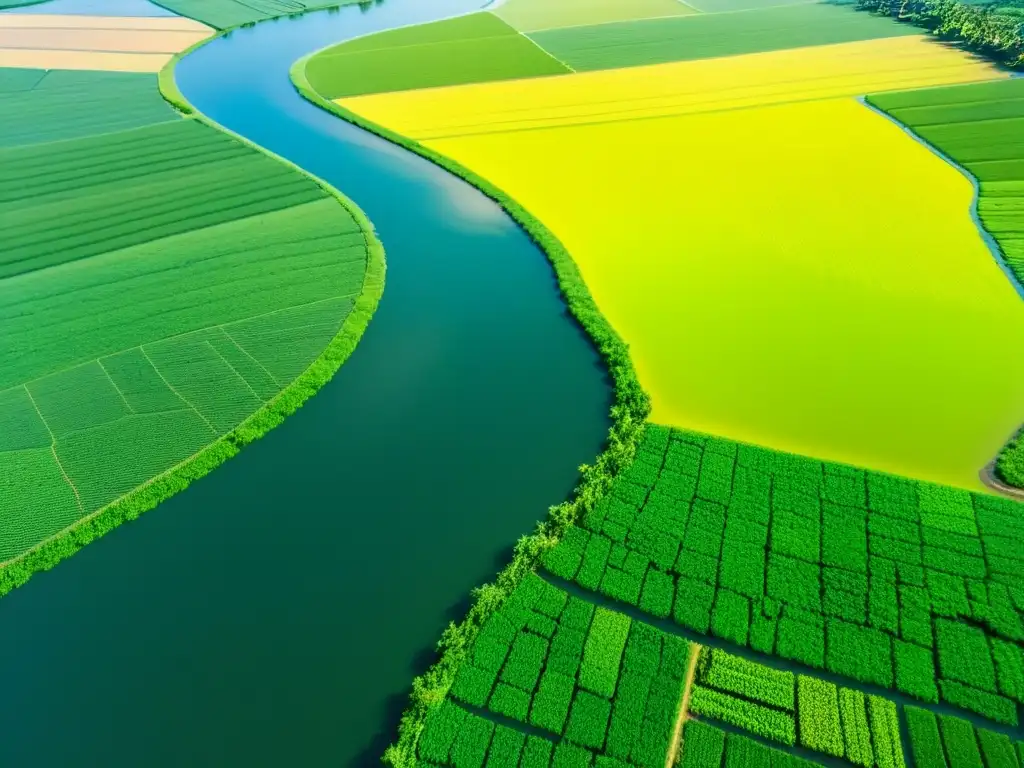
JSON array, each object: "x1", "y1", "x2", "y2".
[
  {"x1": 0, "y1": 69, "x2": 371, "y2": 567},
  {"x1": 338, "y1": 35, "x2": 1020, "y2": 489}
]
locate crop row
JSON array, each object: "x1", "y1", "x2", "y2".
[
  {"x1": 680, "y1": 720, "x2": 820, "y2": 768},
  {"x1": 441, "y1": 574, "x2": 688, "y2": 768},
  {"x1": 906, "y1": 706, "x2": 1023, "y2": 768},
  {"x1": 544, "y1": 425, "x2": 1024, "y2": 725}
]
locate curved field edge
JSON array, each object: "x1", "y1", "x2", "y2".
[
  {"x1": 0, "y1": 32, "x2": 385, "y2": 598},
  {"x1": 290, "y1": 42, "x2": 651, "y2": 768},
  {"x1": 860, "y1": 92, "x2": 1024, "y2": 496}
]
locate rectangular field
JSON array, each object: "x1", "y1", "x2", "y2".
[
  {"x1": 341, "y1": 37, "x2": 1023, "y2": 489},
  {"x1": 528, "y1": 3, "x2": 919, "y2": 72},
  {"x1": 494, "y1": 0, "x2": 695, "y2": 33}
]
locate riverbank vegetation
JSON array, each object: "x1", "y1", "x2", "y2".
[{"x1": 0, "y1": 64, "x2": 379, "y2": 591}]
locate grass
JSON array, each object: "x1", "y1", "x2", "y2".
[
  {"x1": 0, "y1": 63, "x2": 380, "y2": 576},
  {"x1": 148, "y1": 0, "x2": 361, "y2": 30},
  {"x1": 527, "y1": 3, "x2": 920, "y2": 72},
  {"x1": 868, "y1": 78, "x2": 1024, "y2": 489},
  {"x1": 304, "y1": 13, "x2": 570, "y2": 100},
  {"x1": 339, "y1": 35, "x2": 1020, "y2": 490},
  {"x1": 493, "y1": 0, "x2": 695, "y2": 34}
]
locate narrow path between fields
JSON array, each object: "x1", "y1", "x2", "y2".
[{"x1": 666, "y1": 641, "x2": 702, "y2": 768}]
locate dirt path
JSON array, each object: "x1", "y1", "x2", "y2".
[{"x1": 666, "y1": 642, "x2": 703, "y2": 768}]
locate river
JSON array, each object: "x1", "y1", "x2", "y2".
[{"x1": 0, "y1": 1, "x2": 610, "y2": 765}]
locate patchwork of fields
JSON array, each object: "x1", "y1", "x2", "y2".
[
  {"x1": 297, "y1": 2, "x2": 1024, "y2": 768},
  {"x1": 0, "y1": 13, "x2": 211, "y2": 72},
  {"x1": 0, "y1": 64, "x2": 373, "y2": 566},
  {"x1": 336, "y1": 31, "x2": 1021, "y2": 490}
]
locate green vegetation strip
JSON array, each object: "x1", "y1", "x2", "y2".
[
  {"x1": 149, "y1": 0, "x2": 361, "y2": 30},
  {"x1": 868, "y1": 78, "x2": 1024, "y2": 490},
  {"x1": 0, "y1": 59, "x2": 383, "y2": 595},
  {"x1": 304, "y1": 13, "x2": 571, "y2": 100},
  {"x1": 528, "y1": 3, "x2": 918, "y2": 73}
]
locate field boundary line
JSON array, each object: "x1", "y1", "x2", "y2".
[
  {"x1": 96, "y1": 358, "x2": 136, "y2": 415},
  {"x1": 218, "y1": 326, "x2": 282, "y2": 387},
  {"x1": 204, "y1": 340, "x2": 267, "y2": 403},
  {"x1": 22, "y1": 384, "x2": 85, "y2": 514},
  {"x1": 666, "y1": 642, "x2": 703, "y2": 768},
  {"x1": 139, "y1": 346, "x2": 219, "y2": 436}
]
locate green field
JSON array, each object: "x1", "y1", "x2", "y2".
[
  {"x1": 868, "y1": 78, "x2": 1024, "y2": 490},
  {"x1": 529, "y1": 3, "x2": 919, "y2": 71},
  {"x1": 304, "y1": 13, "x2": 570, "y2": 99},
  {"x1": 0, "y1": 70, "x2": 178, "y2": 148},
  {"x1": 493, "y1": 0, "x2": 695, "y2": 33},
  {"x1": 0, "y1": 69, "x2": 372, "y2": 567},
  {"x1": 149, "y1": 0, "x2": 359, "y2": 30}
]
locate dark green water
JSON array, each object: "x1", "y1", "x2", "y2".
[{"x1": 0, "y1": 2, "x2": 609, "y2": 765}]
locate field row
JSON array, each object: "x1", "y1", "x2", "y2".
[
  {"x1": 541, "y1": 425, "x2": 1024, "y2": 725},
  {"x1": 906, "y1": 705, "x2": 1022, "y2": 768}
]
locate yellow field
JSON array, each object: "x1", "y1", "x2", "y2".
[
  {"x1": 0, "y1": 14, "x2": 211, "y2": 72},
  {"x1": 340, "y1": 36, "x2": 1024, "y2": 489}
]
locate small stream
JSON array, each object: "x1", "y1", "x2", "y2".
[{"x1": 0, "y1": 1, "x2": 610, "y2": 765}]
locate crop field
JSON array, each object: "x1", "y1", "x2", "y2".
[
  {"x1": 337, "y1": 35, "x2": 1022, "y2": 490},
  {"x1": 0, "y1": 13, "x2": 211, "y2": 72},
  {"x1": 0, "y1": 67, "x2": 370, "y2": 564},
  {"x1": 867, "y1": 78, "x2": 1024, "y2": 489},
  {"x1": 144, "y1": 0, "x2": 361, "y2": 30},
  {"x1": 303, "y1": 13, "x2": 570, "y2": 100},
  {"x1": 492, "y1": 0, "x2": 695, "y2": 34}
]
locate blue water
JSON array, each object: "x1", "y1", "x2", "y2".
[{"x1": 0, "y1": 1, "x2": 610, "y2": 766}]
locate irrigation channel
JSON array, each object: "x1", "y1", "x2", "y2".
[{"x1": 0, "y1": 1, "x2": 609, "y2": 765}]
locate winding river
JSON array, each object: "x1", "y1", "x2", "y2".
[{"x1": 0, "y1": 1, "x2": 609, "y2": 765}]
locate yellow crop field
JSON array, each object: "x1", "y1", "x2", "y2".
[{"x1": 340, "y1": 37, "x2": 1024, "y2": 489}]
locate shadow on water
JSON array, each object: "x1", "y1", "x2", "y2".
[{"x1": 0, "y1": 1, "x2": 610, "y2": 766}]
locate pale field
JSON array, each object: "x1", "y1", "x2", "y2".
[
  {"x1": 340, "y1": 37, "x2": 1024, "y2": 489},
  {"x1": 0, "y1": 14, "x2": 210, "y2": 72}
]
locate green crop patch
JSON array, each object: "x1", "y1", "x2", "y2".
[
  {"x1": 0, "y1": 70, "x2": 177, "y2": 148},
  {"x1": 152, "y1": 0, "x2": 363, "y2": 29},
  {"x1": 305, "y1": 13, "x2": 570, "y2": 100},
  {"x1": 539, "y1": 424, "x2": 1024, "y2": 724},
  {"x1": 0, "y1": 67, "x2": 371, "y2": 569},
  {"x1": 869, "y1": 78, "x2": 1024, "y2": 490},
  {"x1": 493, "y1": 0, "x2": 694, "y2": 33},
  {"x1": 528, "y1": 3, "x2": 916, "y2": 72}
]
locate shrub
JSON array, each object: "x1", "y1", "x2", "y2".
[
  {"x1": 838, "y1": 688, "x2": 873, "y2": 768},
  {"x1": 905, "y1": 706, "x2": 947, "y2": 768},
  {"x1": 579, "y1": 608, "x2": 631, "y2": 698},
  {"x1": 936, "y1": 619, "x2": 996, "y2": 693},
  {"x1": 776, "y1": 616, "x2": 824, "y2": 669},
  {"x1": 501, "y1": 633, "x2": 548, "y2": 693},
  {"x1": 711, "y1": 589, "x2": 750, "y2": 646},
  {"x1": 485, "y1": 725, "x2": 525, "y2": 768},
  {"x1": 939, "y1": 680, "x2": 1018, "y2": 726},
  {"x1": 676, "y1": 550, "x2": 719, "y2": 585},
  {"x1": 673, "y1": 577, "x2": 714, "y2": 633},
  {"x1": 451, "y1": 664, "x2": 498, "y2": 708},
  {"x1": 719, "y1": 537, "x2": 766, "y2": 599},
  {"x1": 901, "y1": 606, "x2": 934, "y2": 648},
  {"x1": 548, "y1": 627, "x2": 586, "y2": 677},
  {"x1": 565, "y1": 690, "x2": 612, "y2": 750},
  {"x1": 690, "y1": 686, "x2": 795, "y2": 745},
  {"x1": 623, "y1": 622, "x2": 661, "y2": 675},
  {"x1": 697, "y1": 451, "x2": 734, "y2": 504},
  {"x1": 703, "y1": 648, "x2": 794, "y2": 711},
  {"x1": 796, "y1": 676, "x2": 843, "y2": 758},
  {"x1": 600, "y1": 565, "x2": 644, "y2": 606},
  {"x1": 681, "y1": 720, "x2": 725, "y2": 768},
  {"x1": 605, "y1": 669, "x2": 651, "y2": 759},
  {"x1": 938, "y1": 714, "x2": 982, "y2": 768},
  {"x1": 750, "y1": 611, "x2": 777, "y2": 654},
  {"x1": 632, "y1": 674, "x2": 683, "y2": 768},
  {"x1": 489, "y1": 683, "x2": 530, "y2": 723},
  {"x1": 627, "y1": 522, "x2": 679, "y2": 571},
  {"x1": 867, "y1": 695, "x2": 905, "y2": 768},
  {"x1": 826, "y1": 619, "x2": 892, "y2": 688},
  {"x1": 822, "y1": 506, "x2": 867, "y2": 573},
  {"x1": 639, "y1": 568, "x2": 674, "y2": 619},
  {"x1": 528, "y1": 612, "x2": 558, "y2": 638},
  {"x1": 562, "y1": 597, "x2": 595, "y2": 632},
  {"x1": 767, "y1": 554, "x2": 820, "y2": 612},
  {"x1": 771, "y1": 507, "x2": 820, "y2": 564},
  {"x1": 577, "y1": 535, "x2": 612, "y2": 591},
  {"x1": 418, "y1": 699, "x2": 466, "y2": 763},
  {"x1": 894, "y1": 639, "x2": 938, "y2": 703},
  {"x1": 520, "y1": 736, "x2": 553, "y2": 768},
  {"x1": 868, "y1": 579, "x2": 899, "y2": 634},
  {"x1": 531, "y1": 670, "x2": 575, "y2": 734},
  {"x1": 451, "y1": 713, "x2": 494, "y2": 768}
]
